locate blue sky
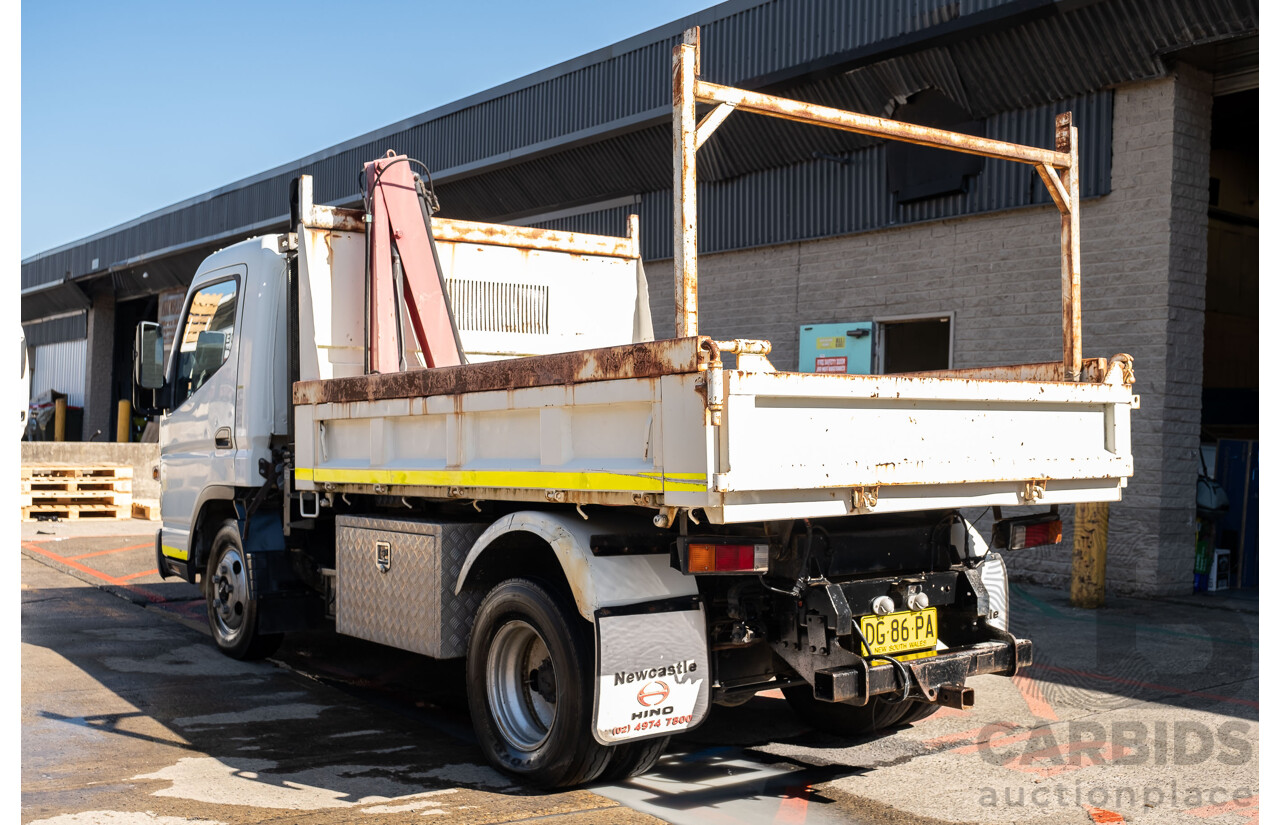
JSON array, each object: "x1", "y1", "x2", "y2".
[{"x1": 21, "y1": 0, "x2": 718, "y2": 258}]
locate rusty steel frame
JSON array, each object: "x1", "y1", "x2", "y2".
[
  {"x1": 300, "y1": 199, "x2": 641, "y2": 260},
  {"x1": 672, "y1": 27, "x2": 1086, "y2": 380}
]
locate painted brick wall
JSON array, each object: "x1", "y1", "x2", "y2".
[{"x1": 646, "y1": 70, "x2": 1212, "y2": 597}]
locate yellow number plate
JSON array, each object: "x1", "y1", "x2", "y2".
[{"x1": 859, "y1": 608, "x2": 938, "y2": 656}]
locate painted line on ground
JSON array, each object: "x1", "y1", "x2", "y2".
[
  {"x1": 23, "y1": 541, "x2": 131, "y2": 586},
  {"x1": 1012, "y1": 673, "x2": 1059, "y2": 721},
  {"x1": 65, "y1": 542, "x2": 153, "y2": 561},
  {"x1": 22, "y1": 542, "x2": 174, "y2": 606}
]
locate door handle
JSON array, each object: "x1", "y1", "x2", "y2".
[{"x1": 214, "y1": 427, "x2": 232, "y2": 449}]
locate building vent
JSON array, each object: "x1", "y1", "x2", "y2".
[{"x1": 445, "y1": 279, "x2": 549, "y2": 335}]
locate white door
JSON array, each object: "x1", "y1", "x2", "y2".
[{"x1": 159, "y1": 268, "x2": 244, "y2": 567}]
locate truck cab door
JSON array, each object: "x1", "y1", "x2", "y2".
[{"x1": 159, "y1": 269, "x2": 244, "y2": 569}]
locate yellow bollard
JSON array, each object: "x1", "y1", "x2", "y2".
[
  {"x1": 1070, "y1": 501, "x2": 1109, "y2": 608},
  {"x1": 54, "y1": 398, "x2": 67, "y2": 442},
  {"x1": 117, "y1": 399, "x2": 131, "y2": 443}
]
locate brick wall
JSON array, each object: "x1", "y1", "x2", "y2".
[{"x1": 646, "y1": 70, "x2": 1212, "y2": 597}]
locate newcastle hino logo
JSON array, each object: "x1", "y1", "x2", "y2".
[
  {"x1": 637, "y1": 680, "x2": 670, "y2": 707},
  {"x1": 375, "y1": 540, "x2": 391, "y2": 574}
]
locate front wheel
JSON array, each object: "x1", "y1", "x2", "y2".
[
  {"x1": 204, "y1": 522, "x2": 282, "y2": 660},
  {"x1": 467, "y1": 578, "x2": 611, "y2": 788}
]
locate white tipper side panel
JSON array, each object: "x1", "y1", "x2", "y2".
[
  {"x1": 296, "y1": 376, "x2": 708, "y2": 498},
  {"x1": 710, "y1": 369, "x2": 1134, "y2": 522}
]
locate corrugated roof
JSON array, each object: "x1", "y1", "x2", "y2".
[{"x1": 21, "y1": 0, "x2": 1257, "y2": 316}]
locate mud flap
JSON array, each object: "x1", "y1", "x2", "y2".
[
  {"x1": 979, "y1": 552, "x2": 1010, "y2": 632},
  {"x1": 592, "y1": 596, "x2": 710, "y2": 745}
]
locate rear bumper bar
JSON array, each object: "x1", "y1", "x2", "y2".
[{"x1": 813, "y1": 638, "x2": 1032, "y2": 705}]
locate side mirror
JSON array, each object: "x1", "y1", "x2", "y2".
[
  {"x1": 135, "y1": 322, "x2": 164, "y2": 389},
  {"x1": 133, "y1": 321, "x2": 168, "y2": 416}
]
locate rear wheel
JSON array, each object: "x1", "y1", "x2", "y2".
[
  {"x1": 467, "y1": 578, "x2": 611, "y2": 788},
  {"x1": 783, "y1": 686, "x2": 920, "y2": 736},
  {"x1": 205, "y1": 522, "x2": 282, "y2": 660}
]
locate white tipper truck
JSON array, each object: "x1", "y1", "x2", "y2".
[{"x1": 132, "y1": 28, "x2": 1137, "y2": 788}]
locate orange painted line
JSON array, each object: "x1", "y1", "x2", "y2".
[
  {"x1": 118, "y1": 569, "x2": 159, "y2": 581},
  {"x1": 23, "y1": 542, "x2": 126, "y2": 586},
  {"x1": 1028, "y1": 663, "x2": 1258, "y2": 708},
  {"x1": 1084, "y1": 805, "x2": 1126, "y2": 823},
  {"x1": 24, "y1": 543, "x2": 167, "y2": 607},
  {"x1": 67, "y1": 543, "x2": 152, "y2": 561},
  {"x1": 775, "y1": 784, "x2": 811, "y2": 824},
  {"x1": 1013, "y1": 673, "x2": 1058, "y2": 720}
]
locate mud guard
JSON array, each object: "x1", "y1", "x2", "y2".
[
  {"x1": 592, "y1": 596, "x2": 711, "y2": 745},
  {"x1": 453, "y1": 511, "x2": 699, "y2": 621}
]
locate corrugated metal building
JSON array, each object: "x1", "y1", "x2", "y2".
[{"x1": 20, "y1": 0, "x2": 1258, "y2": 596}]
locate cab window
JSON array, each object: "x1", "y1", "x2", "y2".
[{"x1": 173, "y1": 279, "x2": 237, "y2": 407}]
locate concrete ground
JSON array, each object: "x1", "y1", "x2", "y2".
[{"x1": 21, "y1": 525, "x2": 1258, "y2": 825}]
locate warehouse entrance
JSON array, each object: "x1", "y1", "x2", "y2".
[{"x1": 1198, "y1": 85, "x2": 1257, "y2": 591}]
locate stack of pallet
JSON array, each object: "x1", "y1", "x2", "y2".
[{"x1": 21, "y1": 465, "x2": 133, "y2": 521}]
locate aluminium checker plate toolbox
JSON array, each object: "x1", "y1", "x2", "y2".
[{"x1": 334, "y1": 515, "x2": 488, "y2": 659}]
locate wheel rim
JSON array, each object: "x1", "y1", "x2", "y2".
[
  {"x1": 210, "y1": 545, "x2": 248, "y2": 644},
  {"x1": 486, "y1": 620, "x2": 557, "y2": 752}
]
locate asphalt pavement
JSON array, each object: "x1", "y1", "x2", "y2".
[{"x1": 20, "y1": 523, "x2": 1259, "y2": 825}]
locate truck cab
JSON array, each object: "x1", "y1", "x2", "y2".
[{"x1": 148, "y1": 238, "x2": 289, "y2": 578}]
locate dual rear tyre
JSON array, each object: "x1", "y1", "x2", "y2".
[{"x1": 466, "y1": 578, "x2": 668, "y2": 788}]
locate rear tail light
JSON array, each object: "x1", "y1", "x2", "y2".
[
  {"x1": 994, "y1": 516, "x2": 1063, "y2": 551},
  {"x1": 685, "y1": 542, "x2": 769, "y2": 573}
]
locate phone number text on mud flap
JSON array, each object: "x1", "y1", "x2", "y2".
[{"x1": 609, "y1": 715, "x2": 694, "y2": 737}]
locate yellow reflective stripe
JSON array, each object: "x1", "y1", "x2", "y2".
[
  {"x1": 162, "y1": 545, "x2": 189, "y2": 561},
  {"x1": 296, "y1": 467, "x2": 706, "y2": 492},
  {"x1": 637, "y1": 471, "x2": 705, "y2": 481}
]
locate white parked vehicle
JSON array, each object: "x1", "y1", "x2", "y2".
[{"x1": 134, "y1": 28, "x2": 1136, "y2": 788}]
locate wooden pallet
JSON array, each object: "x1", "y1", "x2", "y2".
[
  {"x1": 132, "y1": 500, "x2": 160, "y2": 521},
  {"x1": 22, "y1": 503, "x2": 131, "y2": 521},
  {"x1": 21, "y1": 490, "x2": 134, "y2": 508},
  {"x1": 20, "y1": 465, "x2": 135, "y2": 521},
  {"x1": 22, "y1": 478, "x2": 133, "y2": 494},
  {"x1": 21, "y1": 465, "x2": 134, "y2": 481}
]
